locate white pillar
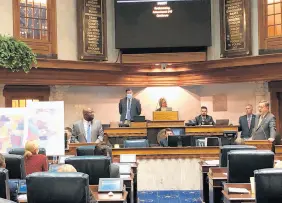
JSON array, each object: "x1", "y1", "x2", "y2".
[{"x1": 251, "y1": 0, "x2": 259, "y2": 56}]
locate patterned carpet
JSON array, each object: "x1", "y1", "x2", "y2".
[{"x1": 138, "y1": 190, "x2": 201, "y2": 203}]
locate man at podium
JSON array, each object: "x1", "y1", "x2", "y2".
[
  {"x1": 72, "y1": 108, "x2": 104, "y2": 143},
  {"x1": 195, "y1": 106, "x2": 215, "y2": 126}
]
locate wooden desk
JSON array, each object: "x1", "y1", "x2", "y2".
[
  {"x1": 185, "y1": 126, "x2": 238, "y2": 136},
  {"x1": 222, "y1": 183, "x2": 255, "y2": 203},
  {"x1": 199, "y1": 160, "x2": 219, "y2": 203},
  {"x1": 147, "y1": 120, "x2": 184, "y2": 128},
  {"x1": 208, "y1": 167, "x2": 228, "y2": 203},
  {"x1": 244, "y1": 140, "x2": 272, "y2": 150},
  {"x1": 90, "y1": 185, "x2": 128, "y2": 203},
  {"x1": 104, "y1": 127, "x2": 147, "y2": 137}
]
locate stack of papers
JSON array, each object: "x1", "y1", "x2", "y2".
[
  {"x1": 205, "y1": 160, "x2": 219, "y2": 165},
  {"x1": 228, "y1": 187, "x2": 250, "y2": 194}
]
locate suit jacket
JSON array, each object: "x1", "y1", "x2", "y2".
[
  {"x1": 119, "y1": 97, "x2": 141, "y2": 121},
  {"x1": 195, "y1": 115, "x2": 215, "y2": 126},
  {"x1": 252, "y1": 112, "x2": 276, "y2": 140},
  {"x1": 72, "y1": 119, "x2": 104, "y2": 143},
  {"x1": 238, "y1": 114, "x2": 255, "y2": 138}
]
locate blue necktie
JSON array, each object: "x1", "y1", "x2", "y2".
[
  {"x1": 87, "y1": 124, "x2": 91, "y2": 143},
  {"x1": 126, "y1": 99, "x2": 131, "y2": 120}
]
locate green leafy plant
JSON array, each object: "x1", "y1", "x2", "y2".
[{"x1": 0, "y1": 35, "x2": 37, "y2": 73}]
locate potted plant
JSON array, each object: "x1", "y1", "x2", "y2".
[{"x1": 0, "y1": 35, "x2": 37, "y2": 73}]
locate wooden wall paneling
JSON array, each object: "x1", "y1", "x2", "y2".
[{"x1": 121, "y1": 52, "x2": 206, "y2": 63}]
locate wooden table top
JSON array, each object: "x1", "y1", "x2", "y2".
[{"x1": 222, "y1": 183, "x2": 255, "y2": 202}]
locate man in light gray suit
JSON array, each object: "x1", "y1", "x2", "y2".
[
  {"x1": 72, "y1": 108, "x2": 103, "y2": 143},
  {"x1": 119, "y1": 88, "x2": 142, "y2": 122},
  {"x1": 251, "y1": 100, "x2": 276, "y2": 141}
]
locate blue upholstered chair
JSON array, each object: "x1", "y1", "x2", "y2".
[{"x1": 124, "y1": 139, "x2": 149, "y2": 148}]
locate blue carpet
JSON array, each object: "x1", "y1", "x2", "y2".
[{"x1": 138, "y1": 190, "x2": 201, "y2": 203}]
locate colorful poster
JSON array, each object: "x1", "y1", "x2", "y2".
[
  {"x1": 25, "y1": 101, "x2": 64, "y2": 156},
  {"x1": 0, "y1": 108, "x2": 26, "y2": 153}
]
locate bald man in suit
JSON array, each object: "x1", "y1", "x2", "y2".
[
  {"x1": 251, "y1": 101, "x2": 276, "y2": 141},
  {"x1": 72, "y1": 108, "x2": 103, "y2": 143}
]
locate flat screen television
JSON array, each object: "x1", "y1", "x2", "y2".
[{"x1": 115, "y1": 0, "x2": 211, "y2": 49}]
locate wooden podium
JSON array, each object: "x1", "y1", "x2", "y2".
[
  {"x1": 153, "y1": 111, "x2": 178, "y2": 121},
  {"x1": 244, "y1": 140, "x2": 272, "y2": 150}
]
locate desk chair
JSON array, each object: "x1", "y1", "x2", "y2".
[
  {"x1": 255, "y1": 168, "x2": 282, "y2": 203},
  {"x1": 27, "y1": 172, "x2": 89, "y2": 203},
  {"x1": 0, "y1": 198, "x2": 16, "y2": 203},
  {"x1": 220, "y1": 145, "x2": 257, "y2": 167},
  {"x1": 76, "y1": 146, "x2": 96, "y2": 156},
  {"x1": 4, "y1": 154, "x2": 26, "y2": 179},
  {"x1": 65, "y1": 156, "x2": 111, "y2": 185},
  {"x1": 124, "y1": 139, "x2": 149, "y2": 148},
  {"x1": 228, "y1": 150, "x2": 274, "y2": 183},
  {"x1": 8, "y1": 148, "x2": 46, "y2": 156},
  {"x1": 0, "y1": 169, "x2": 9, "y2": 199}
]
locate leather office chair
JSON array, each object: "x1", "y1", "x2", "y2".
[
  {"x1": 254, "y1": 168, "x2": 282, "y2": 203},
  {"x1": 0, "y1": 168, "x2": 9, "y2": 199},
  {"x1": 219, "y1": 145, "x2": 257, "y2": 167},
  {"x1": 124, "y1": 139, "x2": 149, "y2": 148},
  {"x1": 4, "y1": 154, "x2": 26, "y2": 179},
  {"x1": 76, "y1": 145, "x2": 96, "y2": 156},
  {"x1": 27, "y1": 172, "x2": 90, "y2": 203},
  {"x1": 228, "y1": 150, "x2": 274, "y2": 183},
  {"x1": 65, "y1": 156, "x2": 111, "y2": 185},
  {"x1": 0, "y1": 198, "x2": 16, "y2": 203},
  {"x1": 8, "y1": 148, "x2": 46, "y2": 156}
]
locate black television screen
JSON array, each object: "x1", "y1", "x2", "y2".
[{"x1": 115, "y1": 0, "x2": 211, "y2": 49}]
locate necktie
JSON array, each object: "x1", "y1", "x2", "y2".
[
  {"x1": 247, "y1": 117, "x2": 251, "y2": 129},
  {"x1": 126, "y1": 99, "x2": 131, "y2": 120},
  {"x1": 258, "y1": 116, "x2": 263, "y2": 127},
  {"x1": 87, "y1": 123, "x2": 91, "y2": 143}
]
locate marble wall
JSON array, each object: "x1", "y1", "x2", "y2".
[{"x1": 45, "y1": 82, "x2": 269, "y2": 127}]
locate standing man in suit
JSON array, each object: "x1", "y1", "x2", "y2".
[
  {"x1": 195, "y1": 106, "x2": 215, "y2": 126},
  {"x1": 238, "y1": 104, "x2": 256, "y2": 139},
  {"x1": 119, "y1": 88, "x2": 142, "y2": 122},
  {"x1": 251, "y1": 100, "x2": 276, "y2": 141},
  {"x1": 72, "y1": 108, "x2": 104, "y2": 143}
]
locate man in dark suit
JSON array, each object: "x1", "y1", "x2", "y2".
[
  {"x1": 72, "y1": 108, "x2": 104, "y2": 143},
  {"x1": 195, "y1": 106, "x2": 215, "y2": 126},
  {"x1": 119, "y1": 88, "x2": 142, "y2": 122},
  {"x1": 238, "y1": 104, "x2": 256, "y2": 139},
  {"x1": 0, "y1": 153, "x2": 18, "y2": 202},
  {"x1": 159, "y1": 128, "x2": 174, "y2": 147},
  {"x1": 251, "y1": 100, "x2": 276, "y2": 141}
]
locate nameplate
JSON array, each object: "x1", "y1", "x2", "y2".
[
  {"x1": 77, "y1": 0, "x2": 107, "y2": 60},
  {"x1": 220, "y1": 0, "x2": 251, "y2": 57}
]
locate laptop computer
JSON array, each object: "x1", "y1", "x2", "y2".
[
  {"x1": 98, "y1": 178, "x2": 123, "y2": 193},
  {"x1": 9, "y1": 179, "x2": 27, "y2": 194},
  {"x1": 216, "y1": 119, "x2": 229, "y2": 126}
]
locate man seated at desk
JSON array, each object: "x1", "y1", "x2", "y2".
[
  {"x1": 195, "y1": 106, "x2": 215, "y2": 126},
  {"x1": 72, "y1": 108, "x2": 104, "y2": 143},
  {"x1": 157, "y1": 128, "x2": 174, "y2": 147}
]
